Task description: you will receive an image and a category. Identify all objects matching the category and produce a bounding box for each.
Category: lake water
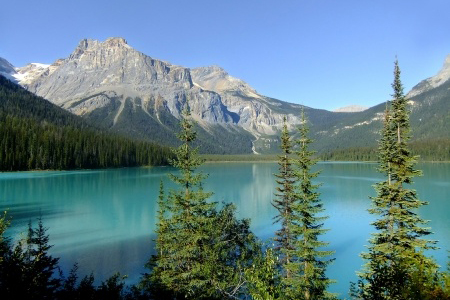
[0,162,448,298]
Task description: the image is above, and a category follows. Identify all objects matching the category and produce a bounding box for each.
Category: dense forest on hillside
[83,92,254,155]
[0,75,172,171]
[320,138,450,161]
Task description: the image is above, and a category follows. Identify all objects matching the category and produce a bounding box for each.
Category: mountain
[317,55,450,155]
[333,105,368,113]
[13,38,257,153]
[3,38,449,155]
[10,37,347,153]
[407,55,450,98]
[0,57,17,82]
[0,74,171,170]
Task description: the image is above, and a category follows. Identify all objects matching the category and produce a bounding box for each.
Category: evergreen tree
[286,108,335,300]
[145,102,258,299]
[0,217,61,299]
[0,212,9,265]
[273,116,296,279]
[246,246,282,300]
[272,110,334,299]
[352,60,440,300]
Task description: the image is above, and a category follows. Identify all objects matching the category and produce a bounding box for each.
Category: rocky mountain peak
[22,37,197,105]
[408,54,450,98]
[191,65,260,98]
[105,37,128,46]
[69,37,132,61]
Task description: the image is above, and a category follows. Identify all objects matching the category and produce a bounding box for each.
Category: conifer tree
[273,116,296,277]
[353,60,439,300]
[0,212,9,264]
[0,217,61,299]
[145,101,258,299]
[287,108,335,300]
[272,110,334,300]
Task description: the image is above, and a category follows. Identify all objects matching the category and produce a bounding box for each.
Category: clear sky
[1,0,449,110]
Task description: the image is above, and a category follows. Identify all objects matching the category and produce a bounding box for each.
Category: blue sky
[1,0,449,110]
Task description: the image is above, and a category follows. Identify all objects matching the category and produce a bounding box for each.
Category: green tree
[246,246,282,300]
[0,212,9,264]
[273,116,296,280]
[286,108,335,300]
[0,217,61,299]
[352,60,441,300]
[144,102,258,299]
[272,110,335,300]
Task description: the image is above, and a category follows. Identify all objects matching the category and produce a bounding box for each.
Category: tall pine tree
[352,60,439,300]
[272,110,335,300]
[145,102,258,299]
[273,116,296,278]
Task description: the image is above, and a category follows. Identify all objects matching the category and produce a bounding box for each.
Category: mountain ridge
[2,37,449,154]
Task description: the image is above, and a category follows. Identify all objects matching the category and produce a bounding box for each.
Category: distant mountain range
[1,37,449,154]
[333,105,368,113]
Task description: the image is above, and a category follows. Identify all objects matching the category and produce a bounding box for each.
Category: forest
[1,64,450,299]
[0,75,172,171]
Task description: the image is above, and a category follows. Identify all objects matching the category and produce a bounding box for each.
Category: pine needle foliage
[352,60,440,300]
[272,110,335,300]
[145,102,259,300]
[273,116,296,275]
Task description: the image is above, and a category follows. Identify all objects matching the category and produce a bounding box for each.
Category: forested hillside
[320,138,450,161]
[0,75,172,171]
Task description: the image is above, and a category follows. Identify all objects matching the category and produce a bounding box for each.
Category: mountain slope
[316,59,450,154]
[13,38,350,153]
[407,55,450,98]
[4,38,449,155]
[17,38,255,153]
[0,75,172,170]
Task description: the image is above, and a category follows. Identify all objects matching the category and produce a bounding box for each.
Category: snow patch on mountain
[14,63,51,85]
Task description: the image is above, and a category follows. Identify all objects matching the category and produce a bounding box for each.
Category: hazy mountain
[0,57,17,82]
[333,105,368,113]
[2,38,448,154]
[407,54,450,98]
[315,58,450,154]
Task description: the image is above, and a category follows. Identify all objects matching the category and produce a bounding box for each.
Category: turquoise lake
[0,162,448,298]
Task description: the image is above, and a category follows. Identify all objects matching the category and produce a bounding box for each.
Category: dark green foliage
[285,109,335,300]
[0,212,9,264]
[245,247,282,300]
[145,103,259,299]
[0,216,143,300]
[270,110,335,300]
[0,217,61,299]
[0,75,172,171]
[320,138,450,161]
[272,117,296,276]
[352,60,444,300]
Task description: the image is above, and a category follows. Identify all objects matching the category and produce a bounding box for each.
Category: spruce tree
[0,217,61,299]
[287,108,335,300]
[353,60,439,300]
[145,102,258,299]
[272,110,334,300]
[0,212,9,264]
[273,116,296,278]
